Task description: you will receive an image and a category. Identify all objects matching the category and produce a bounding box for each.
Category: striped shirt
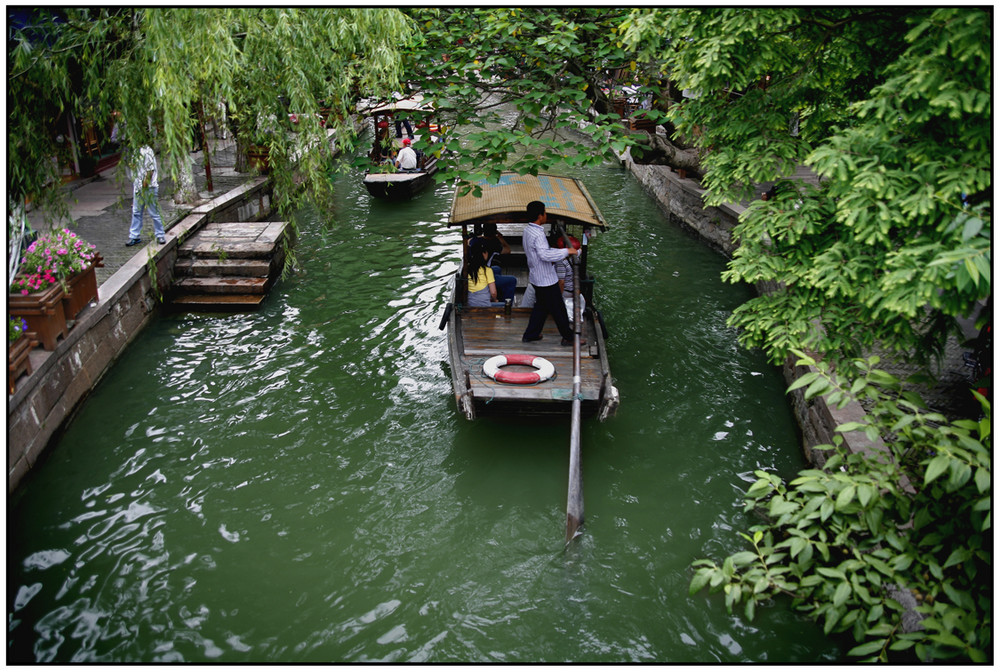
[523,222,569,287]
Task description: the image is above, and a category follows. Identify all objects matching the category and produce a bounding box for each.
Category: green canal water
[8,162,844,663]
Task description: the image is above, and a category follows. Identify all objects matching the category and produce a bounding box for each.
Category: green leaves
[402,8,637,182]
[8,8,412,219]
[691,351,991,662]
[622,8,992,368]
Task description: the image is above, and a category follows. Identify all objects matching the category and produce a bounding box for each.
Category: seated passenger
[395,137,418,171]
[471,222,515,302]
[466,238,501,307]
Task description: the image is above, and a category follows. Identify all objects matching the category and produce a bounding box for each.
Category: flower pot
[8,283,69,351]
[61,255,103,321]
[8,332,37,394]
[247,146,270,173]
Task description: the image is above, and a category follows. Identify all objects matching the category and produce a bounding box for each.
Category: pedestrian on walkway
[126,144,166,246]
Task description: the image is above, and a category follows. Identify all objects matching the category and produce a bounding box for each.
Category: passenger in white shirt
[395,137,418,171]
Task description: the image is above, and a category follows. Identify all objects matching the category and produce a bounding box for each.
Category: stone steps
[174,258,272,277]
[169,220,289,310]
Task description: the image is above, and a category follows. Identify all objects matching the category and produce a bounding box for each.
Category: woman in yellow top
[466,237,499,307]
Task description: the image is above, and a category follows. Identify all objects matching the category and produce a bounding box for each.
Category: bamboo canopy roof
[448,173,609,231]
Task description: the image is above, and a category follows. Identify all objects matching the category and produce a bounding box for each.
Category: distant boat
[359,94,442,201]
[441,172,619,420]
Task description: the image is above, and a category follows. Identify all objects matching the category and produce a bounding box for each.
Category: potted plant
[8,316,37,394]
[9,228,101,348]
[246,141,271,172]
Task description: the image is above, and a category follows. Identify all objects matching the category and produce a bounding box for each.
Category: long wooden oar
[559,226,584,543]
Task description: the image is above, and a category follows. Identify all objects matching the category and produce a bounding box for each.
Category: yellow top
[468,267,495,293]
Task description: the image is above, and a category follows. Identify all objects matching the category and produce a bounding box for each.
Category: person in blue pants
[126,144,166,246]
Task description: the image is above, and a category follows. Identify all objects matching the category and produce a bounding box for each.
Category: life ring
[483,354,555,385]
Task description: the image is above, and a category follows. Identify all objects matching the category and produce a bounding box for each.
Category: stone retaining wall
[619,149,878,465]
[8,178,273,493]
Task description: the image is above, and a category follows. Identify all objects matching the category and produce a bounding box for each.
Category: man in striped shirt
[521,200,584,346]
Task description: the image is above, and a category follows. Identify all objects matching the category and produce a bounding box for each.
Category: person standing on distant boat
[521,200,583,346]
[395,137,418,171]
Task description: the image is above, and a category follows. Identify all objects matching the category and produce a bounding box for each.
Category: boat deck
[451,305,610,417]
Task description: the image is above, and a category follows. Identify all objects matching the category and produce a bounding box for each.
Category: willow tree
[8,7,411,217]
[622,8,991,662]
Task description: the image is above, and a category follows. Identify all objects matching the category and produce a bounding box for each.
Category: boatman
[521,200,585,347]
[394,137,418,171]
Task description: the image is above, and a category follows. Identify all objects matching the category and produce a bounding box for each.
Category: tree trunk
[171,155,199,204]
[234,137,249,173]
[196,100,213,192]
[629,132,702,173]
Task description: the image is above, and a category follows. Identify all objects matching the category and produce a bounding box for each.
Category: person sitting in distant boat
[466,238,502,307]
[395,137,418,171]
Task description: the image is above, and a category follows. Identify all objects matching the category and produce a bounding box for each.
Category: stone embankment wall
[619,149,879,466]
[8,179,273,493]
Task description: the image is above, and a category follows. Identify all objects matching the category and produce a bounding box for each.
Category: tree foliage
[400,8,641,192]
[622,8,991,662]
[621,7,991,366]
[690,351,991,662]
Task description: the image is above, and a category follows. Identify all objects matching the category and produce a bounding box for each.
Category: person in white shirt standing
[126,144,166,246]
[521,200,584,346]
[394,137,418,171]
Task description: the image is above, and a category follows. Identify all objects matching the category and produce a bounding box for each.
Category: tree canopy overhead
[399,8,639,190]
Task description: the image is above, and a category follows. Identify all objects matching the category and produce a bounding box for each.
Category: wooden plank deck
[456,307,604,409]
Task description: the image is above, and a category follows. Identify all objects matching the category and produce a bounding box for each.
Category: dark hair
[482,222,498,236]
[466,238,490,283]
[526,200,546,222]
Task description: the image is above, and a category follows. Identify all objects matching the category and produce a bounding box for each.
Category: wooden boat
[442,172,620,421]
[360,94,442,200]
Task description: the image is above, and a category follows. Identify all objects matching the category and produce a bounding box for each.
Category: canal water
[8,162,843,663]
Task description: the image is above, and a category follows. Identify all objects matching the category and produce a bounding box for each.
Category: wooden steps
[170,220,291,310]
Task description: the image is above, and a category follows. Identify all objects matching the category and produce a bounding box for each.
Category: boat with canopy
[441,172,619,421]
[359,94,442,200]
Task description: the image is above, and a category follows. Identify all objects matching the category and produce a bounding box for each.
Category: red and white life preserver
[483,354,555,385]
